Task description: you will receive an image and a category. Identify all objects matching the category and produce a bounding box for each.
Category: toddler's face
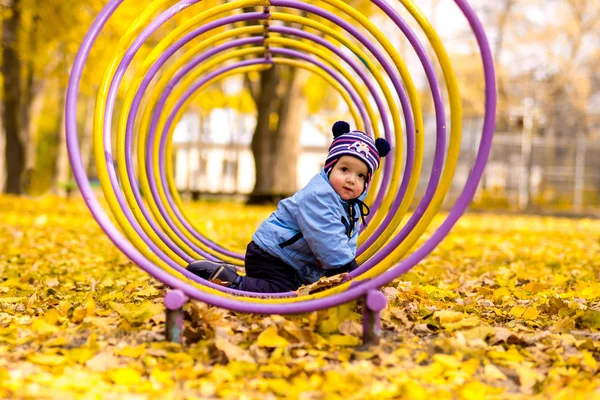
[329,155,368,201]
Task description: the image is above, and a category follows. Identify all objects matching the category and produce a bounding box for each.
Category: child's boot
[186,260,241,287]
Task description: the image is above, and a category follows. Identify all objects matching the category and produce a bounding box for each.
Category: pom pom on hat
[332,121,350,138]
[375,138,391,158]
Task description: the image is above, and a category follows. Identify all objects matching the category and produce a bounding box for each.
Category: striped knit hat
[324,121,391,184]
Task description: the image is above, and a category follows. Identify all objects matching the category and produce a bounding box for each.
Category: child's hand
[323,259,359,277]
[296,273,348,295]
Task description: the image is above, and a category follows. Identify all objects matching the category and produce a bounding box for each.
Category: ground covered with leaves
[0,195,599,399]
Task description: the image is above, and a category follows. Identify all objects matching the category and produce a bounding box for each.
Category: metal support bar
[165,289,188,343]
[262,6,271,61]
[362,290,387,346]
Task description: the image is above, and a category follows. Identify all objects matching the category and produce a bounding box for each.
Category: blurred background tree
[1,0,599,211]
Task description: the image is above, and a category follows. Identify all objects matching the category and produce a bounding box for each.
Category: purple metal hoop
[113,8,416,290]
[65,0,496,313]
[143,2,439,275]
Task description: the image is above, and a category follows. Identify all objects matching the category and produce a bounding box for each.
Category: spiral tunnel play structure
[66,0,496,334]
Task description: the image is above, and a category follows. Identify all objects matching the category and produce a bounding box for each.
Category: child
[187,121,391,293]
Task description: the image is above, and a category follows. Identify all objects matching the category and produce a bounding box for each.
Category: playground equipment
[66,0,496,345]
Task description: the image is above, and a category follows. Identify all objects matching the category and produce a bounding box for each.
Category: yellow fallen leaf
[414,362,446,381]
[34,214,48,226]
[108,367,142,386]
[295,274,347,296]
[71,307,87,323]
[484,363,507,381]
[462,358,481,377]
[510,306,527,318]
[31,318,58,335]
[282,321,323,345]
[338,320,362,337]
[432,354,463,369]
[444,316,480,331]
[488,348,525,363]
[399,381,428,400]
[328,334,361,347]
[0,297,25,306]
[264,379,293,396]
[323,370,363,394]
[522,307,540,320]
[215,339,255,362]
[209,364,234,384]
[515,365,544,390]
[45,336,68,347]
[110,301,162,325]
[87,333,99,352]
[579,286,597,299]
[493,287,511,300]
[199,381,217,397]
[26,293,37,311]
[489,327,521,345]
[43,309,62,325]
[434,310,480,331]
[553,274,570,285]
[66,348,95,364]
[317,303,356,334]
[115,345,147,358]
[0,279,31,290]
[582,351,598,372]
[460,381,496,399]
[58,301,71,316]
[415,351,429,364]
[510,306,540,320]
[149,368,174,388]
[522,282,549,292]
[226,361,259,378]
[124,282,139,293]
[136,286,159,297]
[256,326,289,348]
[28,353,65,366]
[86,352,122,372]
[577,310,600,329]
[460,326,497,341]
[434,310,464,324]
[85,297,96,317]
[49,368,103,391]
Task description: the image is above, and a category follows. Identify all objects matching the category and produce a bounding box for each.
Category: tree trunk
[53,87,71,196]
[21,81,45,194]
[272,68,308,194]
[248,66,279,204]
[494,0,514,105]
[19,8,42,195]
[247,64,307,204]
[489,0,515,130]
[0,104,4,192]
[2,0,24,194]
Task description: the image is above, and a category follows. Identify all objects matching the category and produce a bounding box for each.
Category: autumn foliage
[0,195,599,398]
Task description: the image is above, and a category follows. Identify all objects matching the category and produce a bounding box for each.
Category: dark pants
[239,241,302,293]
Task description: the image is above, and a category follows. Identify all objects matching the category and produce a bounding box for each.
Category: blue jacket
[252,170,365,284]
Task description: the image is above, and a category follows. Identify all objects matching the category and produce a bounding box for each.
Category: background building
[172,108,600,212]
